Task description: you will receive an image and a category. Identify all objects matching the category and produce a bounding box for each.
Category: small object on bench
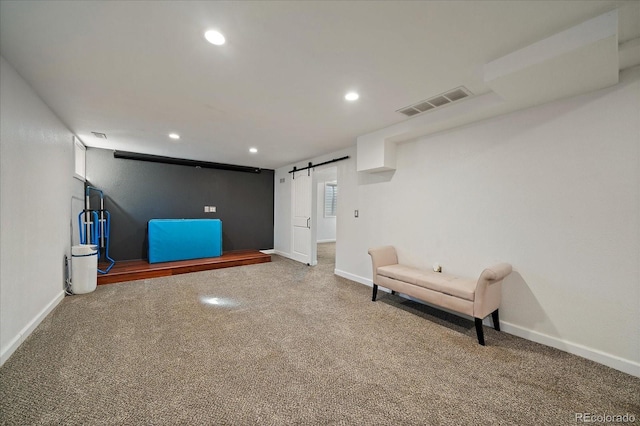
[368,246,512,345]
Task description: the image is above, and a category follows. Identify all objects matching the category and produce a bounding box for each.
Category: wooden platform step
[97,250,271,285]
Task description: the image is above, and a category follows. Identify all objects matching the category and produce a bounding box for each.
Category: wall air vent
[397,86,472,117]
[91,132,107,139]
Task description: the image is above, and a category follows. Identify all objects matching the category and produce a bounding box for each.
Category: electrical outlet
[354,210,359,218]
[204,206,210,213]
[210,206,216,213]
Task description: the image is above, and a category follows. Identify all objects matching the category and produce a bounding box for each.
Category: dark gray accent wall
[85,148,274,261]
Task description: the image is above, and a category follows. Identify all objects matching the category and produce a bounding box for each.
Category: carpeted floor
[316,241,336,265]
[1,243,639,425]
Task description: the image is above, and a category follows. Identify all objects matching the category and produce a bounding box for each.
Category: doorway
[314,166,337,266]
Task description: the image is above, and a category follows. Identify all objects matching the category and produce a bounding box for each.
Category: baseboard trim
[273,250,303,263]
[273,250,317,266]
[334,269,370,286]
[500,321,640,378]
[260,249,275,254]
[274,250,296,261]
[317,239,336,243]
[334,269,394,294]
[0,290,65,366]
[334,271,639,378]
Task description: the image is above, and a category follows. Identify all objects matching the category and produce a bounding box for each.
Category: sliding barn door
[291,169,312,264]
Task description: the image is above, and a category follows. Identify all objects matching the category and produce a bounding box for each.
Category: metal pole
[85,191,91,245]
[100,196,105,249]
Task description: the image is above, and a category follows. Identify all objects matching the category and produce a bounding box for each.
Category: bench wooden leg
[474,318,485,346]
[491,309,500,332]
[372,284,378,302]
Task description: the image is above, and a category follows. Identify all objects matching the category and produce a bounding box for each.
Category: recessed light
[249,148,258,154]
[345,92,359,101]
[169,133,180,140]
[205,30,225,46]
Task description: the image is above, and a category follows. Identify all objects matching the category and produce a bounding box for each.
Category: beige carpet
[1,245,639,425]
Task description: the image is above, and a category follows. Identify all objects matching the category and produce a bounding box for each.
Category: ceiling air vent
[397,86,472,117]
[444,88,468,101]
[413,101,435,112]
[428,96,450,107]
[91,132,107,139]
[398,107,421,116]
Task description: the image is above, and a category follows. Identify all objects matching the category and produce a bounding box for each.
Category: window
[324,182,337,217]
[74,136,86,181]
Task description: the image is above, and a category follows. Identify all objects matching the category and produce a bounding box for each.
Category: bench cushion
[416,274,476,301]
[377,264,425,285]
[378,265,476,302]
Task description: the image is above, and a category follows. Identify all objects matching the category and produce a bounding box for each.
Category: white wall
[316,167,337,243]
[273,166,292,256]
[275,68,640,377]
[0,56,83,365]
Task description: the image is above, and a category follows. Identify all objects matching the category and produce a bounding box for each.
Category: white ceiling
[1,1,638,170]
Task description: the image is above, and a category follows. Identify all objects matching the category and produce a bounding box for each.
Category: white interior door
[292,169,313,264]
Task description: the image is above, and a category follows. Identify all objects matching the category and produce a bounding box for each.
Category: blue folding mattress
[148,219,222,263]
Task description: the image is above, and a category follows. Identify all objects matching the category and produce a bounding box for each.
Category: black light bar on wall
[113,151,265,174]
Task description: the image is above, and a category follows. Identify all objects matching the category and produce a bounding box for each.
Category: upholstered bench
[368,246,512,345]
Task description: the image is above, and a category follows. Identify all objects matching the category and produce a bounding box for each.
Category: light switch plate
[354,210,359,218]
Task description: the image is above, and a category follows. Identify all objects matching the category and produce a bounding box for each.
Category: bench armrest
[480,263,512,283]
[474,263,512,318]
[368,246,398,284]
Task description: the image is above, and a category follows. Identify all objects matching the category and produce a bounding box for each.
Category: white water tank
[71,244,98,294]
